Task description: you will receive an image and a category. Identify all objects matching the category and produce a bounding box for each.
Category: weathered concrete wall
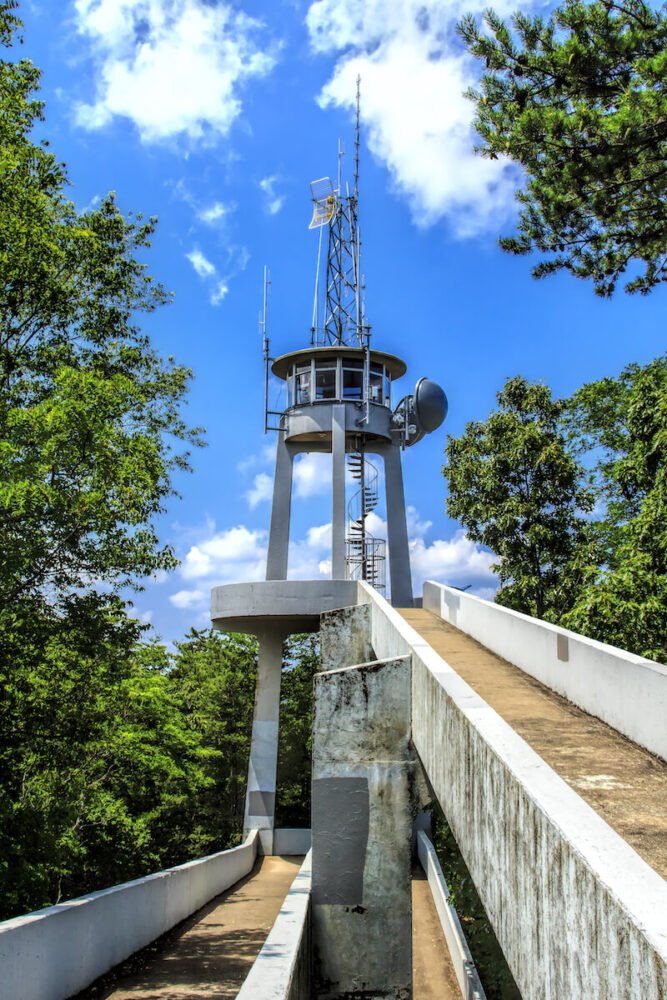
[320,603,374,671]
[0,833,258,1000]
[360,582,667,1000]
[312,656,419,999]
[237,852,312,1000]
[423,580,667,761]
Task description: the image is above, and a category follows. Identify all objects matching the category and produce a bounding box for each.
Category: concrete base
[312,656,420,999]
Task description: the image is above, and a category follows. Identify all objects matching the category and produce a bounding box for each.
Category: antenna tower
[317,77,366,348]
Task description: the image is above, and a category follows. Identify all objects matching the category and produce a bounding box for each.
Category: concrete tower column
[243,626,287,854]
[379,444,414,607]
[266,433,295,581]
[331,403,347,580]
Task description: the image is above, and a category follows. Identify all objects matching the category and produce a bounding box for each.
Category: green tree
[0,5,200,606]
[460,0,667,296]
[443,377,594,618]
[562,355,667,659]
[0,605,216,918]
[167,630,258,852]
[0,5,209,918]
[276,634,320,828]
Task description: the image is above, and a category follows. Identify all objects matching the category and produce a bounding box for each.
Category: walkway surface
[80,855,462,1000]
[88,856,302,999]
[412,868,461,999]
[400,607,667,880]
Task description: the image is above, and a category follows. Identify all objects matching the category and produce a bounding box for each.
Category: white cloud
[259,176,286,215]
[246,472,274,508]
[306,0,524,236]
[73,0,276,143]
[173,507,496,601]
[169,588,206,609]
[182,525,267,581]
[211,280,230,306]
[409,530,496,590]
[344,507,496,593]
[186,248,216,278]
[185,250,240,307]
[307,522,332,549]
[293,453,332,498]
[198,201,231,224]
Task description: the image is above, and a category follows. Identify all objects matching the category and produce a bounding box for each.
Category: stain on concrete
[320,604,375,672]
[557,633,569,662]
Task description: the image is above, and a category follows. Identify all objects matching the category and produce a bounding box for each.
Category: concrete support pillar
[331,404,347,580]
[312,655,417,998]
[380,444,414,607]
[266,434,294,581]
[244,627,286,854]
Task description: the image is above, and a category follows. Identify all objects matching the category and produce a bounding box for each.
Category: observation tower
[212,86,447,853]
[262,85,447,607]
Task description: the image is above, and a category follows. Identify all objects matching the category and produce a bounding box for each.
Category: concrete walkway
[81,856,462,1000]
[88,856,302,999]
[400,608,667,879]
[412,869,461,999]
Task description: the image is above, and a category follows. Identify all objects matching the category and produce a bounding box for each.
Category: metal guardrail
[417,830,487,1000]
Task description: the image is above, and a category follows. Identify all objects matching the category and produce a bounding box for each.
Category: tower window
[315,360,337,400]
[343,359,364,399]
[296,365,311,404]
[370,363,384,404]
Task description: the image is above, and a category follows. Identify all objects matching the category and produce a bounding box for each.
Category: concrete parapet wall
[273,828,311,855]
[237,852,312,1000]
[423,580,667,761]
[0,833,258,1000]
[359,582,667,1000]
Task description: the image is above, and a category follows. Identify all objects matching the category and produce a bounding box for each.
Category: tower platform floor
[399,608,667,880]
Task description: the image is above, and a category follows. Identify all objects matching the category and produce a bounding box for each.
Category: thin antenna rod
[311,223,324,344]
[354,75,361,205]
[261,265,271,432]
[354,76,362,344]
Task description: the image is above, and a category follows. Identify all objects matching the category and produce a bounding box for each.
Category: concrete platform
[211,580,360,635]
[400,608,667,879]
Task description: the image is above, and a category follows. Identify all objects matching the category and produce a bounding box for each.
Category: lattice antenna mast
[310,78,366,348]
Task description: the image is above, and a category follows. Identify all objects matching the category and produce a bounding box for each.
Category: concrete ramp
[84,857,302,999]
[399,608,667,879]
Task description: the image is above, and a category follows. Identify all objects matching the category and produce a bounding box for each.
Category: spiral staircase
[345,449,386,592]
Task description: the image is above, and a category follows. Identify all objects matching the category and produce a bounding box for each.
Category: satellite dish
[395,378,447,447]
[414,378,447,433]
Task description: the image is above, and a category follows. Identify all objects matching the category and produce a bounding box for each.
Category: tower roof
[270,346,407,381]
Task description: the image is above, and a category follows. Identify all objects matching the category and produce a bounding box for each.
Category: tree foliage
[0,6,200,606]
[443,358,667,661]
[460,0,667,296]
[562,355,667,657]
[443,377,593,618]
[276,634,320,828]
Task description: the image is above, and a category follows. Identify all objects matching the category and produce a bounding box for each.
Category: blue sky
[17,0,666,642]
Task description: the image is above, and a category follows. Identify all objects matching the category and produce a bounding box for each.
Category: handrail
[417,831,486,1000]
